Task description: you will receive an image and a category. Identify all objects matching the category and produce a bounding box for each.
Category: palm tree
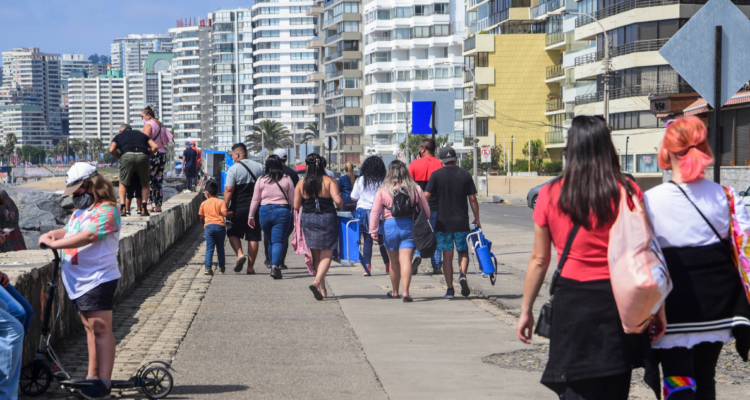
[300,122,319,144]
[245,120,294,153]
[3,133,17,164]
[70,139,85,161]
[435,134,450,151]
[56,138,70,162]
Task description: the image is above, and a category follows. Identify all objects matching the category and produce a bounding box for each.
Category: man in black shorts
[224,143,264,274]
[109,124,158,216]
[124,174,142,216]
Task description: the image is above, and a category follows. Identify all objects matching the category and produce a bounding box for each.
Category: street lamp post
[317,103,340,168]
[561,11,611,124]
[391,89,410,162]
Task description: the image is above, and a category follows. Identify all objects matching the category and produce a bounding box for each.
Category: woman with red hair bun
[645,116,750,400]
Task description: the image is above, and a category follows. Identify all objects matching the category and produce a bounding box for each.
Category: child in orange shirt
[199,181,228,275]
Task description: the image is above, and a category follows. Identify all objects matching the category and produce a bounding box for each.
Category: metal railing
[546,130,564,144]
[574,38,670,66]
[325,70,344,79]
[325,89,343,98]
[464,36,476,52]
[546,64,564,80]
[464,70,474,83]
[546,97,564,112]
[367,36,392,44]
[463,102,474,115]
[546,31,565,47]
[575,83,694,105]
[325,52,343,62]
[571,0,748,27]
[531,0,564,19]
[325,33,341,43]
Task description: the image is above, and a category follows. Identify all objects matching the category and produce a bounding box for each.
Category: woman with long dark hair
[141,106,168,212]
[370,160,429,302]
[517,116,659,399]
[645,116,750,400]
[249,155,295,280]
[294,153,342,300]
[351,156,390,276]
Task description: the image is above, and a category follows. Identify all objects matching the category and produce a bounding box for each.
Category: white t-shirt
[645,179,750,349]
[351,176,379,210]
[61,202,122,299]
[644,179,750,248]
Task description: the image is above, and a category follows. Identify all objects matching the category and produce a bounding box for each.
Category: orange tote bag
[608,187,672,334]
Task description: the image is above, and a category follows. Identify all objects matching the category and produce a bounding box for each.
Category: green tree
[245,120,294,153]
[88,54,99,63]
[70,139,86,161]
[300,122,319,144]
[521,139,549,169]
[435,134,451,151]
[21,145,46,164]
[460,145,506,172]
[3,133,17,163]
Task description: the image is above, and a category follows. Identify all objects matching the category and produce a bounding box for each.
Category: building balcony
[308,105,327,114]
[462,100,495,118]
[574,38,670,67]
[307,73,325,82]
[531,0,565,19]
[463,34,495,55]
[307,36,325,49]
[546,64,564,81]
[545,97,564,113]
[545,130,564,144]
[307,5,323,16]
[575,83,694,106]
[324,51,361,64]
[545,31,565,49]
[468,0,491,12]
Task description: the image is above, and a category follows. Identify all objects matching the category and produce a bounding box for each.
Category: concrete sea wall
[1,191,202,362]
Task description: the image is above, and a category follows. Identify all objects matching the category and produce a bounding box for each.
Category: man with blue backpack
[425,146,481,299]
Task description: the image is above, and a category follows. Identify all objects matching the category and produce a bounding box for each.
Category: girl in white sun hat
[38,163,121,398]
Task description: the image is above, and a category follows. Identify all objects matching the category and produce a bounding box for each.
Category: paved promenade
[21,203,750,399]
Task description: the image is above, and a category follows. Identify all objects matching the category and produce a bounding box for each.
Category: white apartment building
[67,77,127,142]
[362,0,465,155]
[307,0,365,164]
[61,54,91,80]
[208,9,254,151]
[168,24,213,147]
[126,72,174,131]
[89,63,107,77]
[1,48,62,140]
[111,34,173,76]
[0,105,52,149]
[251,0,318,149]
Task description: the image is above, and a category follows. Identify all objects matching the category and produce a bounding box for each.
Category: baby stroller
[466,226,499,285]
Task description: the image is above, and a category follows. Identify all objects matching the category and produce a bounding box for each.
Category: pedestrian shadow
[492,294,523,300]
[169,384,250,396]
[333,294,458,302]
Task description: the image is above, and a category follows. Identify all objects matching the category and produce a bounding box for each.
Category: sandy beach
[6,176,67,193]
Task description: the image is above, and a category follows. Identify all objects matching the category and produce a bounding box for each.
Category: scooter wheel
[19,360,52,396]
[141,366,173,399]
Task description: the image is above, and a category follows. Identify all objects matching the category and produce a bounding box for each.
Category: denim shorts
[383,217,414,251]
[436,231,470,252]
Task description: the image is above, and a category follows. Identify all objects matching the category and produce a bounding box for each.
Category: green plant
[460,145,505,171]
[542,160,563,175]
[245,120,294,153]
[300,122,319,144]
[521,139,549,169]
[21,145,46,164]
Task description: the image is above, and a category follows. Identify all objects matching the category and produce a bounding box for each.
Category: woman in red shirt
[517,116,660,400]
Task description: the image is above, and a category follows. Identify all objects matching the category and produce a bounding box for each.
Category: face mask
[72,192,94,210]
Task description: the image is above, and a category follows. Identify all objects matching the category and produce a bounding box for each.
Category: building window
[477,120,488,137]
[637,154,660,173]
[477,53,489,68]
[340,134,360,144]
[621,155,634,173]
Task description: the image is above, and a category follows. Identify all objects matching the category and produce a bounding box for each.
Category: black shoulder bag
[535,224,581,338]
[412,190,437,259]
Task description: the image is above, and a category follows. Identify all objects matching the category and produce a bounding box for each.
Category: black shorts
[72,279,119,311]
[226,208,262,242]
[126,175,142,200]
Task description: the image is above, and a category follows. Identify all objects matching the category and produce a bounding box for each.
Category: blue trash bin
[337,212,360,267]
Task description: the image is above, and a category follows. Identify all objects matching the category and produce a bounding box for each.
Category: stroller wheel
[19,360,52,396]
[141,366,174,399]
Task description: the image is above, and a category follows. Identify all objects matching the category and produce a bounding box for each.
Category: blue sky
[0,1,253,66]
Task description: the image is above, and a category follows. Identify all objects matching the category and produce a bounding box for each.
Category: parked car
[527,173,636,210]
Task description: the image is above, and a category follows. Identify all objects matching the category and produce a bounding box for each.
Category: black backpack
[387,189,414,218]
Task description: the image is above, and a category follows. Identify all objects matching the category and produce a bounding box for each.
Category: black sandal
[386,292,401,299]
[309,285,324,301]
[403,296,413,303]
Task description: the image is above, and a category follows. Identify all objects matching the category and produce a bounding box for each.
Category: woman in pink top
[370,160,429,302]
[248,155,295,280]
[141,106,168,212]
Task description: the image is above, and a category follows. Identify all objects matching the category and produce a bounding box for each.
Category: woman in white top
[644,116,750,400]
[351,156,390,276]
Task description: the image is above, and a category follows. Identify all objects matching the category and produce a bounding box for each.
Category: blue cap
[185,141,191,146]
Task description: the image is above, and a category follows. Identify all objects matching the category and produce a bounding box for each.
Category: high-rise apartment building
[61,54,91,80]
[0,48,62,141]
[168,23,213,147]
[67,76,126,142]
[251,1,317,153]
[89,63,107,77]
[363,0,466,156]
[208,9,254,152]
[307,0,364,164]
[111,34,173,76]
[0,105,52,149]
[126,72,174,131]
